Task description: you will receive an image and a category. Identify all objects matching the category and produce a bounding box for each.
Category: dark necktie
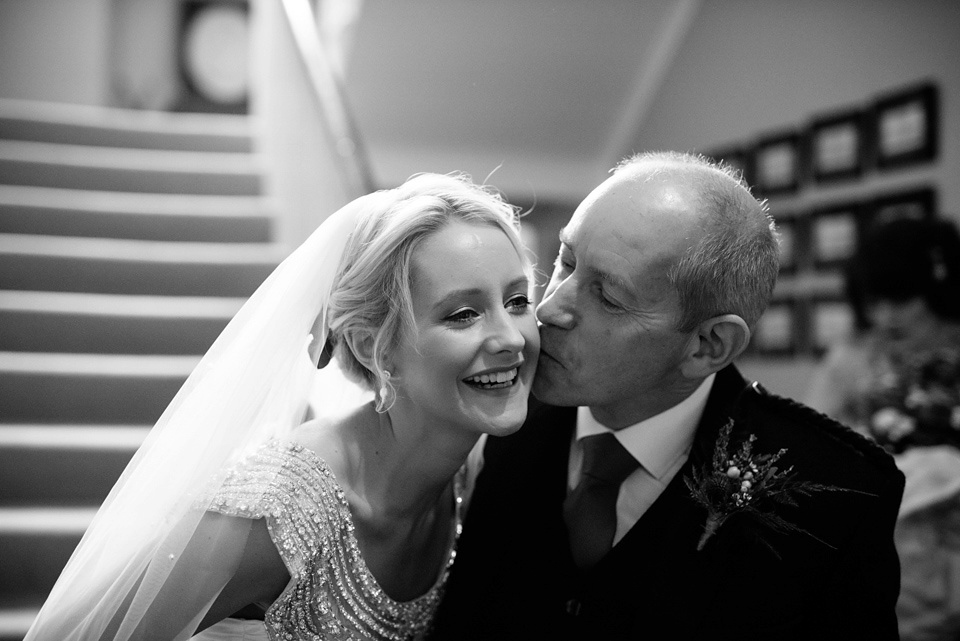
[563,433,641,570]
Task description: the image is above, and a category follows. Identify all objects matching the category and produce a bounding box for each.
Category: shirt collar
[575,373,716,480]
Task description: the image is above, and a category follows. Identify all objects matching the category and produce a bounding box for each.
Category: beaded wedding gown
[193,439,466,641]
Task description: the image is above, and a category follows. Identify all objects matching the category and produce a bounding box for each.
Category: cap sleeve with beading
[208,439,342,579]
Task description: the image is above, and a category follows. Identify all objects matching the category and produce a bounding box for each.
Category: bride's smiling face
[389,219,539,436]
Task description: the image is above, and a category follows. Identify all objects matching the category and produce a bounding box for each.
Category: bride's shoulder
[289,404,370,478]
[290,416,343,467]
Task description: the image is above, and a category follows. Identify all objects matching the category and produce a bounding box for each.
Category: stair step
[0,291,243,354]
[0,234,280,296]
[0,141,262,195]
[0,508,92,613]
[0,608,37,641]
[0,185,273,242]
[0,425,145,506]
[0,98,253,153]
[0,352,196,423]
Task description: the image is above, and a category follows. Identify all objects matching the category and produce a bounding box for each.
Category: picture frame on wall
[873,82,938,170]
[177,0,251,114]
[809,297,856,356]
[751,300,797,356]
[809,109,866,183]
[753,132,801,195]
[810,202,863,269]
[869,187,936,229]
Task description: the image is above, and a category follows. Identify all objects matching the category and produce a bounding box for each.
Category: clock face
[182,3,250,106]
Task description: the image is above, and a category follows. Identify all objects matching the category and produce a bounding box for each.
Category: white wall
[634,0,960,218]
[0,0,113,105]
[110,0,180,110]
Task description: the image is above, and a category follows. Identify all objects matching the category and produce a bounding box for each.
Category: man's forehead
[569,172,698,242]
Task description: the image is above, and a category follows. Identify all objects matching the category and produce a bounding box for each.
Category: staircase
[0,99,284,640]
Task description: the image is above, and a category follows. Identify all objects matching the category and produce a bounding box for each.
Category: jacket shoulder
[742,382,903,486]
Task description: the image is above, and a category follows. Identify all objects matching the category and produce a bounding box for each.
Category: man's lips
[538,347,564,369]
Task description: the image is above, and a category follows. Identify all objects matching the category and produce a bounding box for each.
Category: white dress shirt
[568,374,716,544]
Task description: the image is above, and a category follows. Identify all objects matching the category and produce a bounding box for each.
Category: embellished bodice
[209,440,464,640]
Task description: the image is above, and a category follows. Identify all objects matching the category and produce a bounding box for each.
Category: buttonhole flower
[685,419,850,554]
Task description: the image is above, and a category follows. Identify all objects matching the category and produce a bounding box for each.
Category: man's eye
[597,288,622,312]
[555,255,574,273]
[600,296,621,311]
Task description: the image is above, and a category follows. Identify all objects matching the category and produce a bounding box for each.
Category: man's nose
[536,282,576,329]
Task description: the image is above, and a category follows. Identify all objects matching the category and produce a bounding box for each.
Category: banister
[279,0,375,196]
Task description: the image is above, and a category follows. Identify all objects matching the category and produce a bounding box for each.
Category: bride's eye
[506,295,531,313]
[446,308,478,324]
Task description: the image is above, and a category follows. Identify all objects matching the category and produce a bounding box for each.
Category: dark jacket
[432,365,904,640]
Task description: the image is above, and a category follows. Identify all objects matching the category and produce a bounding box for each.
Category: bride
[25,173,539,640]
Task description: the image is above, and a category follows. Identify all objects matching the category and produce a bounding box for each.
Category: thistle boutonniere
[685,419,846,554]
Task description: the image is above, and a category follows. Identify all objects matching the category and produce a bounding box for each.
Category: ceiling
[337,0,702,202]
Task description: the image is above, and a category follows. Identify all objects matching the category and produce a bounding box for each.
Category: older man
[433,152,903,640]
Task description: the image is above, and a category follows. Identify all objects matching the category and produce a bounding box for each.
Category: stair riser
[0,101,271,640]
[0,311,228,355]
[0,448,132,506]
[0,159,261,196]
[0,118,253,153]
[1,372,183,424]
[0,533,78,608]
[0,206,271,243]
[0,255,271,296]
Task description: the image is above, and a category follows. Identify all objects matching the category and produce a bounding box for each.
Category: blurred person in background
[806,215,960,641]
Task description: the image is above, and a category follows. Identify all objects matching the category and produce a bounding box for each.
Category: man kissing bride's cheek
[432,151,904,641]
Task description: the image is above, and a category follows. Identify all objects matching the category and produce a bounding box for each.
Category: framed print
[752,301,797,356]
[873,82,938,169]
[754,132,801,195]
[809,298,855,355]
[868,187,936,229]
[810,202,863,268]
[177,0,251,114]
[706,146,753,185]
[809,109,866,183]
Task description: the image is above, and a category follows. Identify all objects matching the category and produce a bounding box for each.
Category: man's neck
[587,377,707,430]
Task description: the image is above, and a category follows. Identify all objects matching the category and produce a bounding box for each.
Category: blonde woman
[26,173,539,641]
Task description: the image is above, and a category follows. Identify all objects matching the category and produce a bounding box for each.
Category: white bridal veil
[25,192,387,641]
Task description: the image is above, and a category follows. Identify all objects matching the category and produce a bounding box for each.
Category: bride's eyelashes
[444,294,532,325]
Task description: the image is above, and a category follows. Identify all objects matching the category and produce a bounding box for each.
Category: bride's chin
[482,410,529,436]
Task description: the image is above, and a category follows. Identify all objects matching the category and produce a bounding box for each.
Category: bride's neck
[344,404,477,520]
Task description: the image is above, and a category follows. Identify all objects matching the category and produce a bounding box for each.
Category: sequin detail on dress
[209,440,464,640]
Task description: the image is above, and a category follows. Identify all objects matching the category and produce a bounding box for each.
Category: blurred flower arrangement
[861,348,960,454]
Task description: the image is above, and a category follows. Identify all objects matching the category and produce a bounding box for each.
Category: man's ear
[680,314,751,378]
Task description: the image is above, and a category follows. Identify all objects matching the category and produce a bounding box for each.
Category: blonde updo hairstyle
[325,172,528,411]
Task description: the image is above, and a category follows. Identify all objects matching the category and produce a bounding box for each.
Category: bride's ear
[344,330,392,377]
[344,331,374,368]
[680,314,750,379]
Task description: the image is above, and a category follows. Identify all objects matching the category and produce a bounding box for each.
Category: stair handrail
[279,0,374,196]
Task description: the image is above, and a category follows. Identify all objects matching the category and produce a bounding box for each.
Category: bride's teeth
[467,368,517,385]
